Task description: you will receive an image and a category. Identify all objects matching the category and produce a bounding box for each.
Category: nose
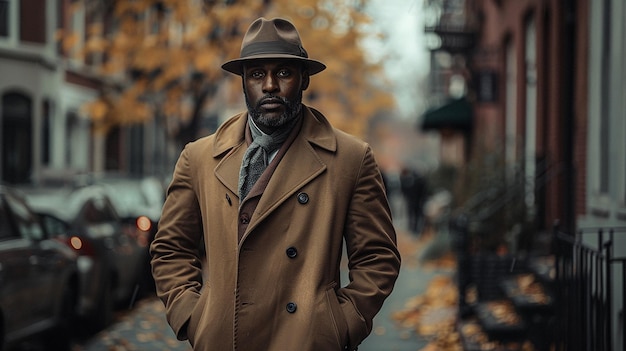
[262,74,279,93]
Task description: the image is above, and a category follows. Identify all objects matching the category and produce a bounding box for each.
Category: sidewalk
[357,221,457,351]
[72,298,190,351]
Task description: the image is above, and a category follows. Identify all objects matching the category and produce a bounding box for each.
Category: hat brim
[221,54,326,76]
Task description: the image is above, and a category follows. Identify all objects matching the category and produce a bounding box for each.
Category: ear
[301,72,310,91]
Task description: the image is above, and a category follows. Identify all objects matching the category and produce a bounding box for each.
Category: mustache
[256,95,288,108]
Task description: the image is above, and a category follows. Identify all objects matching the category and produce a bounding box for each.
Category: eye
[277,68,292,78]
[249,70,264,79]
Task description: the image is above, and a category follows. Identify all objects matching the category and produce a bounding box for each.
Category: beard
[244,90,303,130]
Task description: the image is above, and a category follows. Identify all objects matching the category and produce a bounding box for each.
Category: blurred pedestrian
[150,17,401,351]
[400,166,426,234]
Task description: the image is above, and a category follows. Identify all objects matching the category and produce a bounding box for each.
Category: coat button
[286,246,297,258]
[297,192,309,204]
[286,302,297,313]
[239,213,250,224]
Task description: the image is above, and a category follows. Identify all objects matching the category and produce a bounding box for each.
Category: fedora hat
[221,17,326,76]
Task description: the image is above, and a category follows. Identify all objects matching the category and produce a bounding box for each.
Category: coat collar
[211,105,337,158]
[213,105,337,202]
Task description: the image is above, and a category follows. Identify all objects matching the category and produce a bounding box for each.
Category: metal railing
[552,225,626,351]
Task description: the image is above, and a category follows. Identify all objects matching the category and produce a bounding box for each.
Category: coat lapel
[213,107,337,237]
[245,107,337,234]
[213,112,247,196]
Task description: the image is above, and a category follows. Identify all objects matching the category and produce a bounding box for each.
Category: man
[150,17,401,351]
[400,166,426,234]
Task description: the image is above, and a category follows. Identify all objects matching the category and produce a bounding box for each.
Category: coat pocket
[323,283,349,349]
[187,287,209,346]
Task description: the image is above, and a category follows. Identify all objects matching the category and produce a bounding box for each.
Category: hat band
[241,40,307,59]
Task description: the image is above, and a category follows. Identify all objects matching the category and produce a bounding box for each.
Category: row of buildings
[0,0,177,186]
[420,0,624,349]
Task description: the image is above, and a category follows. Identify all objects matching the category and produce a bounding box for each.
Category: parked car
[0,185,79,351]
[96,176,163,241]
[94,176,165,295]
[19,184,146,332]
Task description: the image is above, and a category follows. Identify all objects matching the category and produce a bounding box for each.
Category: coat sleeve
[338,145,401,349]
[150,145,204,340]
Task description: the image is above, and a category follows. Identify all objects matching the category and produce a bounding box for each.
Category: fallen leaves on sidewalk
[391,275,463,351]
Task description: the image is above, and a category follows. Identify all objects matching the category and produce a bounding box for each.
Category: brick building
[422,0,625,348]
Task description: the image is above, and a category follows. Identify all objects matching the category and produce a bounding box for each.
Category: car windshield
[19,186,115,224]
[108,184,150,209]
[99,178,164,217]
[20,188,80,222]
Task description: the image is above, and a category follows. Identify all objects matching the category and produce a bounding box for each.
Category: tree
[59,0,395,150]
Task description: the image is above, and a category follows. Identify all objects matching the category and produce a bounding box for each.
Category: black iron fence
[552,225,626,351]
[450,214,625,350]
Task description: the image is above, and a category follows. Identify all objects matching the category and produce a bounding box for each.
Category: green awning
[420,97,473,131]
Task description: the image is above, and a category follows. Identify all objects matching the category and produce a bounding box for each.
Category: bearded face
[244,90,303,130]
[242,59,308,133]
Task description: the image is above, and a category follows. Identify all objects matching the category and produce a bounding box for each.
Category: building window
[621,0,626,206]
[69,2,85,63]
[56,0,64,54]
[42,100,53,165]
[2,93,33,184]
[105,126,121,171]
[65,111,78,167]
[524,16,538,219]
[19,0,46,43]
[504,39,517,177]
[599,0,611,194]
[0,0,8,37]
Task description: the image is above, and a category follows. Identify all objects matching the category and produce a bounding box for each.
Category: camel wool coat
[150,106,401,351]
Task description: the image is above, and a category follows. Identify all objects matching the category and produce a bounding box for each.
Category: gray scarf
[238,116,298,201]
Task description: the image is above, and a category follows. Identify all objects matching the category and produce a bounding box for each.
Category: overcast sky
[361,0,430,119]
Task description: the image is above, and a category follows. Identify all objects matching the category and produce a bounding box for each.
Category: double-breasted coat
[150,106,401,351]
